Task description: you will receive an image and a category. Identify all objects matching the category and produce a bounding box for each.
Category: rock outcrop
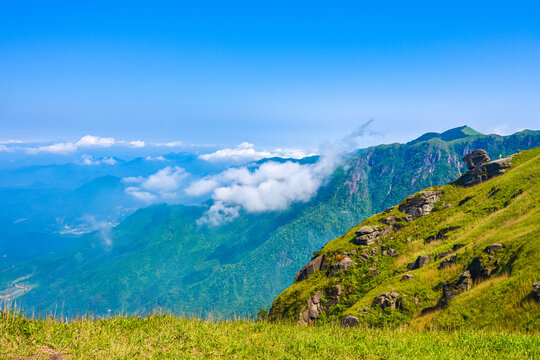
[407,255,431,270]
[398,191,441,219]
[295,254,326,282]
[353,225,383,246]
[372,292,404,310]
[298,285,342,326]
[441,270,471,304]
[455,150,514,187]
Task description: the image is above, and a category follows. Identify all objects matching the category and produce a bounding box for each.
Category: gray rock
[442,270,471,303]
[329,257,355,276]
[484,244,503,253]
[372,292,401,310]
[467,257,491,280]
[463,149,490,170]
[353,225,383,246]
[356,225,379,235]
[398,191,441,219]
[438,254,457,269]
[387,248,399,257]
[341,315,360,328]
[407,255,431,270]
[533,282,540,301]
[456,150,514,187]
[298,285,343,326]
[400,274,415,282]
[295,254,326,282]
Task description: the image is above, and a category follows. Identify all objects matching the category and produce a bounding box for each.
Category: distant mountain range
[1,127,539,318]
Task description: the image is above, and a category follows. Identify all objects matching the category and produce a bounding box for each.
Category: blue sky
[1,1,539,148]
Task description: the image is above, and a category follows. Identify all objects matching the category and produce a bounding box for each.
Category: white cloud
[124,166,189,202]
[199,142,313,164]
[129,140,145,148]
[145,156,166,161]
[125,187,158,203]
[0,145,14,152]
[185,178,221,197]
[193,121,376,226]
[25,142,78,154]
[193,156,337,226]
[156,141,183,147]
[24,135,116,154]
[75,135,115,148]
[0,140,24,144]
[122,176,144,184]
[80,154,117,166]
[197,201,240,226]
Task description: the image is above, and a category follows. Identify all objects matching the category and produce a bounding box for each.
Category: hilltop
[269,147,540,331]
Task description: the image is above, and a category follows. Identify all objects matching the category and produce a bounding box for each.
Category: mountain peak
[409,126,483,144]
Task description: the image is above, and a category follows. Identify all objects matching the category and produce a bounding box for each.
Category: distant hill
[408,125,483,144]
[270,147,540,331]
[2,128,540,318]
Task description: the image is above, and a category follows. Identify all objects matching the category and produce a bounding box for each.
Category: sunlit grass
[1,311,539,359]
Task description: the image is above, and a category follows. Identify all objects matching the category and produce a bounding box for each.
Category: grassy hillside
[270,147,540,331]
[1,312,539,359]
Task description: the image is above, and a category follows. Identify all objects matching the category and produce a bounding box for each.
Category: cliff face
[269,147,540,331]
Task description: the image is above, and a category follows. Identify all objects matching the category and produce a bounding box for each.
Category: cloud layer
[191,156,336,226]
[191,121,376,226]
[124,166,189,203]
[199,142,313,164]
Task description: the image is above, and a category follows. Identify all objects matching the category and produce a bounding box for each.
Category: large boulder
[441,270,471,303]
[463,149,490,170]
[455,150,514,187]
[341,315,360,328]
[407,255,431,270]
[400,274,415,282]
[353,225,383,245]
[294,254,326,282]
[398,191,441,219]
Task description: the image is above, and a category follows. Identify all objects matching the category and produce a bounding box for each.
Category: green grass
[1,312,539,359]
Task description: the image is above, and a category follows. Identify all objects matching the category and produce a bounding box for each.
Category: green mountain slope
[408,125,483,144]
[269,147,540,331]
[2,128,539,318]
